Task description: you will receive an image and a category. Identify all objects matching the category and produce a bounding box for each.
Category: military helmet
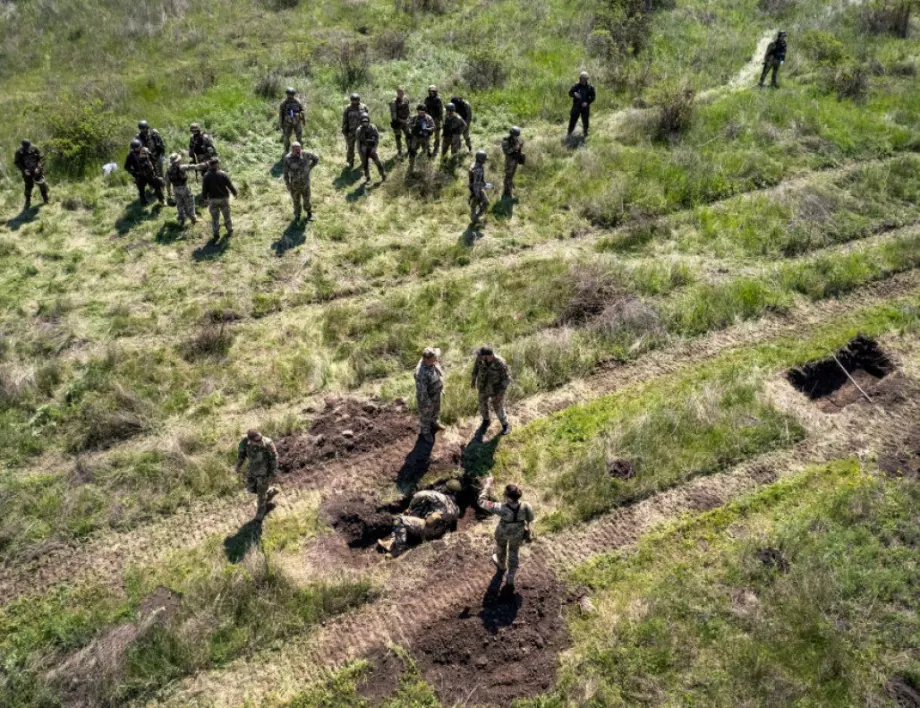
[169,152,181,163]
[350,92,361,101]
[21,139,31,148]
[475,150,487,163]
[778,30,787,37]
[130,139,142,149]
[478,345,494,355]
[428,84,437,92]
[190,122,201,132]
[504,483,523,501]
[510,126,521,136]
[416,103,427,111]
[446,102,456,112]
[445,479,463,493]
[208,157,220,167]
[286,87,296,95]
[138,120,149,130]
[450,96,462,105]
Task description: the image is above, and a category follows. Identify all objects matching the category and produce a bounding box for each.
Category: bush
[43,99,119,177]
[800,29,848,65]
[462,50,508,90]
[833,65,869,102]
[592,0,655,60]
[373,29,407,60]
[179,324,234,361]
[653,82,696,140]
[758,0,795,13]
[861,0,915,37]
[395,0,450,14]
[334,40,370,91]
[254,72,282,99]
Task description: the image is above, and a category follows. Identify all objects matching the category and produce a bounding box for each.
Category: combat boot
[40,186,49,204]
[306,211,314,222]
[478,418,491,432]
[501,422,511,436]
[24,197,31,210]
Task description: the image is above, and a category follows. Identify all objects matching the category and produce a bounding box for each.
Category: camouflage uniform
[356,121,386,181]
[283,149,319,219]
[236,436,279,520]
[341,101,369,167]
[389,94,412,155]
[468,160,489,224]
[501,134,524,198]
[441,113,468,158]
[124,147,165,205]
[279,96,306,152]
[201,167,238,238]
[452,97,474,152]
[14,144,49,206]
[136,128,168,195]
[188,131,217,165]
[479,488,534,585]
[414,357,444,439]
[472,354,510,425]
[408,113,435,170]
[166,159,204,225]
[389,491,459,556]
[425,91,444,156]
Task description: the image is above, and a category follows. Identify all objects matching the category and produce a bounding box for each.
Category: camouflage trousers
[173,184,196,224]
[359,146,386,180]
[441,133,462,158]
[759,57,782,87]
[393,120,410,154]
[154,156,171,196]
[470,189,489,224]
[417,395,442,435]
[246,473,277,520]
[462,124,472,152]
[503,157,519,197]
[408,135,430,170]
[344,132,358,167]
[208,197,232,237]
[282,121,303,153]
[391,513,450,555]
[288,184,311,217]
[430,118,442,156]
[494,522,526,582]
[478,392,507,425]
[23,172,49,204]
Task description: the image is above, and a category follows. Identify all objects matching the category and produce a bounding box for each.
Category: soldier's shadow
[3,206,39,231]
[115,200,161,236]
[563,134,586,150]
[223,519,263,563]
[269,160,284,178]
[461,431,501,479]
[192,235,230,261]
[395,434,435,495]
[460,223,485,246]
[334,166,362,191]
[346,181,370,203]
[155,221,186,244]
[480,571,521,630]
[272,220,307,256]
[492,197,515,221]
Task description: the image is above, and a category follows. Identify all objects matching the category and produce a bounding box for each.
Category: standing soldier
[166,153,205,226]
[424,85,444,157]
[13,139,49,208]
[440,103,468,161]
[468,150,490,225]
[124,139,165,206]
[201,157,238,240]
[356,115,386,183]
[478,479,534,594]
[279,87,306,154]
[567,71,596,138]
[235,429,280,522]
[188,123,217,165]
[449,95,474,152]
[414,347,445,443]
[389,87,412,157]
[501,126,525,200]
[135,120,170,199]
[407,104,435,172]
[283,141,319,222]
[759,31,788,88]
[471,346,511,435]
[341,93,368,169]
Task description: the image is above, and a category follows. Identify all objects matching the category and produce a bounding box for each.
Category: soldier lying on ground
[378,483,462,557]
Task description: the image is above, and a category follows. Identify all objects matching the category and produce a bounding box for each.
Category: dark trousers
[135,176,164,204]
[568,105,590,135]
[759,58,782,87]
[23,173,49,203]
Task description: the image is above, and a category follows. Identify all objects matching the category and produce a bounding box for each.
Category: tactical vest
[167,164,188,187]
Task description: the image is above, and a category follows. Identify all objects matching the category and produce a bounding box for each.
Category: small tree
[335,41,370,92]
[44,100,120,177]
[863,0,915,37]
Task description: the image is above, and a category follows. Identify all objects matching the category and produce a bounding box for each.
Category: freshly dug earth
[323,495,403,548]
[878,425,920,480]
[276,397,416,477]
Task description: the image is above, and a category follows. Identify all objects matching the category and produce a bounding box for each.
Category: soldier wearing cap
[500,126,525,200]
[414,347,445,443]
[283,141,320,222]
[236,429,280,521]
[201,157,238,239]
[356,114,386,182]
[440,102,468,160]
[424,85,444,157]
[471,346,511,435]
[166,153,206,226]
[479,479,534,594]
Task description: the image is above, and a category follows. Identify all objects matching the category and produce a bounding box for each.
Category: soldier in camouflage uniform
[468,150,490,225]
[389,87,412,157]
[124,139,165,206]
[471,345,511,435]
[378,488,460,557]
[283,141,319,222]
[407,105,435,172]
[136,120,170,198]
[501,126,525,200]
[449,95,474,152]
[479,479,534,593]
[414,347,445,443]
[279,87,306,153]
[440,103,467,160]
[188,123,217,165]
[356,114,386,182]
[341,93,368,169]
[235,429,280,521]
[424,85,444,157]
[13,139,49,208]
[166,153,206,226]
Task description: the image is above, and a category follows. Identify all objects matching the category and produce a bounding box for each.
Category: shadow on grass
[461,429,501,479]
[115,200,161,236]
[192,234,230,261]
[346,181,369,203]
[155,221,188,244]
[223,518,263,563]
[269,159,284,178]
[492,196,516,220]
[3,206,39,231]
[563,134,586,150]
[334,166,362,191]
[460,223,485,246]
[396,434,435,495]
[272,219,307,256]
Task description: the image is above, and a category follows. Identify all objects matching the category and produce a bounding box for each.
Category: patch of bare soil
[878,425,920,480]
[276,397,416,478]
[607,458,635,479]
[887,674,920,708]
[324,495,403,548]
[756,547,790,573]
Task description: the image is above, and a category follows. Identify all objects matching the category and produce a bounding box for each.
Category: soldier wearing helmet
[440,102,468,161]
[424,85,444,157]
[188,122,217,166]
[407,104,435,172]
[14,139,49,209]
[341,93,369,168]
[135,120,170,198]
[279,88,306,154]
[478,478,534,595]
[500,126,525,200]
[124,138,165,206]
[759,31,788,88]
[283,141,320,222]
[389,87,412,157]
[449,95,474,152]
[568,71,596,138]
[377,489,460,557]
[468,150,490,225]
[356,113,386,183]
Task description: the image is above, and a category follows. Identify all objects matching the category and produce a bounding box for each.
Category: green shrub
[653,81,696,140]
[334,40,370,91]
[463,49,509,90]
[861,0,915,37]
[800,29,848,64]
[833,64,870,102]
[43,99,119,177]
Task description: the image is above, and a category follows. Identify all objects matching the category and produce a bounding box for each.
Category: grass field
[1,0,920,705]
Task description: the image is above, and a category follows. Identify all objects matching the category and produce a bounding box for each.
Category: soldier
[479,478,534,594]
[449,95,474,152]
[235,429,280,522]
[407,104,435,172]
[471,346,511,435]
[356,114,386,182]
[424,85,444,157]
[13,139,49,208]
[567,71,596,138]
[166,153,206,226]
[135,120,169,198]
[188,123,217,165]
[279,87,306,153]
[124,139,165,206]
[389,87,412,157]
[440,103,468,160]
[759,31,788,88]
[283,141,319,222]
[468,150,490,225]
[501,126,525,200]
[377,487,460,557]
[414,347,445,443]
[341,93,369,169]
[201,157,238,239]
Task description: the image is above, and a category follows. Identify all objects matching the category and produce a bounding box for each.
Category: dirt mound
[324,495,403,548]
[607,458,635,479]
[276,397,416,476]
[878,425,920,480]
[756,547,789,573]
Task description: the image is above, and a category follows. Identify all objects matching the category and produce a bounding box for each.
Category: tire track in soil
[4,268,920,605]
[152,378,920,708]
